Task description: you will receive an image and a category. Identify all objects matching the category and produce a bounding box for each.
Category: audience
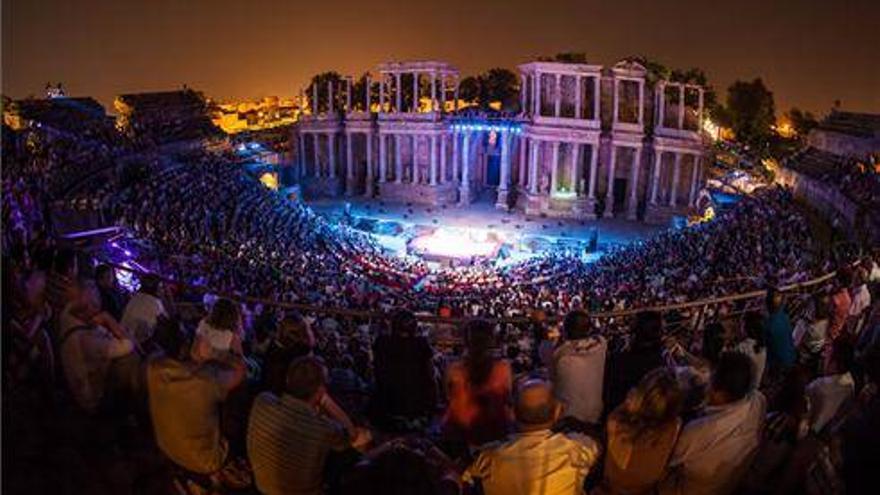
[462,379,600,495]
[736,311,768,390]
[95,264,127,320]
[604,311,666,413]
[765,288,797,371]
[120,272,166,345]
[806,339,856,433]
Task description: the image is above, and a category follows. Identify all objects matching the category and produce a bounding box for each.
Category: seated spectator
[95,264,127,320]
[371,309,438,429]
[342,439,459,495]
[462,378,600,495]
[602,368,684,495]
[849,267,872,335]
[604,311,665,413]
[806,340,855,433]
[261,313,314,394]
[829,270,853,344]
[192,298,244,364]
[551,309,607,425]
[120,273,167,345]
[796,295,830,369]
[146,320,246,478]
[735,311,768,390]
[58,278,139,413]
[764,288,796,371]
[247,356,368,495]
[661,352,766,495]
[442,319,513,446]
[5,267,55,400]
[840,343,880,495]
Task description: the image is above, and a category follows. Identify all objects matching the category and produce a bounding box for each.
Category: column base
[345,176,358,196]
[573,197,597,219]
[362,180,375,198]
[459,186,473,205]
[602,197,615,218]
[495,188,511,211]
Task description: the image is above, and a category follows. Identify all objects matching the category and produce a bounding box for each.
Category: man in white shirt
[662,351,766,495]
[121,273,168,344]
[59,278,139,413]
[551,310,607,424]
[806,340,855,433]
[463,379,601,495]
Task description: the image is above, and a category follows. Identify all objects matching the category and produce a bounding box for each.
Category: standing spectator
[829,271,853,343]
[146,321,246,480]
[796,295,830,370]
[371,309,437,429]
[58,278,139,413]
[247,356,368,495]
[192,298,244,363]
[764,289,796,371]
[95,264,127,320]
[806,340,855,433]
[735,311,768,391]
[602,368,684,495]
[849,267,872,335]
[462,379,600,495]
[120,273,166,345]
[661,352,766,495]
[551,309,607,425]
[604,311,665,413]
[442,319,513,446]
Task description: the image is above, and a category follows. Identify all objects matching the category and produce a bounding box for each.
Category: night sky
[3,0,878,115]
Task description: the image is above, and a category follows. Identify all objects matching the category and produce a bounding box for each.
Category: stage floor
[307,196,664,265]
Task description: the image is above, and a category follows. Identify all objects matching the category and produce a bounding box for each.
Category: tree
[480,68,519,111]
[457,76,481,108]
[305,72,344,114]
[786,107,818,138]
[725,78,776,150]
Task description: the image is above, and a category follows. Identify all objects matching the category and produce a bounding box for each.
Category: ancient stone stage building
[293,59,707,223]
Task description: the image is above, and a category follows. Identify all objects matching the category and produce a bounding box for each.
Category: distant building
[807,111,880,159]
[212,96,299,134]
[3,96,112,136]
[114,89,222,144]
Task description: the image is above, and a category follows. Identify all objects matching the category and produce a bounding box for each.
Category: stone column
[328,133,336,178]
[588,143,599,200]
[689,155,701,206]
[550,141,560,194]
[604,145,617,218]
[518,136,527,189]
[459,132,471,204]
[312,84,319,115]
[379,76,386,112]
[439,75,446,112]
[669,153,682,207]
[394,134,402,183]
[638,80,645,126]
[313,134,321,178]
[534,72,541,116]
[520,74,527,114]
[496,133,511,209]
[697,89,704,130]
[412,135,420,184]
[364,75,371,112]
[412,73,419,112]
[569,142,580,195]
[612,79,619,123]
[657,82,665,128]
[593,76,600,120]
[454,80,460,111]
[395,73,402,112]
[650,149,662,205]
[345,133,354,194]
[298,133,306,179]
[364,133,374,197]
[554,74,561,117]
[378,134,387,182]
[452,132,460,181]
[678,85,685,129]
[440,134,447,184]
[430,135,438,185]
[574,76,582,119]
[627,147,641,220]
[529,139,539,194]
[328,81,334,113]
[430,73,436,112]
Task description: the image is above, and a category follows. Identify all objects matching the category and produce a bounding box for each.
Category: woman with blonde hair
[600,367,684,495]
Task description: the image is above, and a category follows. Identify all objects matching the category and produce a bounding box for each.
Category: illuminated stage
[408,227,506,263]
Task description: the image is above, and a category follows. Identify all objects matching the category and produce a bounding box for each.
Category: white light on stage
[410,227,506,260]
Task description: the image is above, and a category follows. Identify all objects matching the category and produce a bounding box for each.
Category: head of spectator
[153,315,190,361]
[285,356,328,407]
[631,311,663,350]
[708,352,754,406]
[514,379,561,432]
[95,264,116,290]
[702,322,727,365]
[205,297,242,333]
[138,272,161,297]
[275,313,314,355]
[53,249,78,278]
[562,309,591,341]
[613,367,683,439]
[814,294,831,321]
[389,308,418,338]
[463,318,496,387]
[69,277,101,315]
[743,311,766,353]
[765,287,784,314]
[358,443,446,495]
